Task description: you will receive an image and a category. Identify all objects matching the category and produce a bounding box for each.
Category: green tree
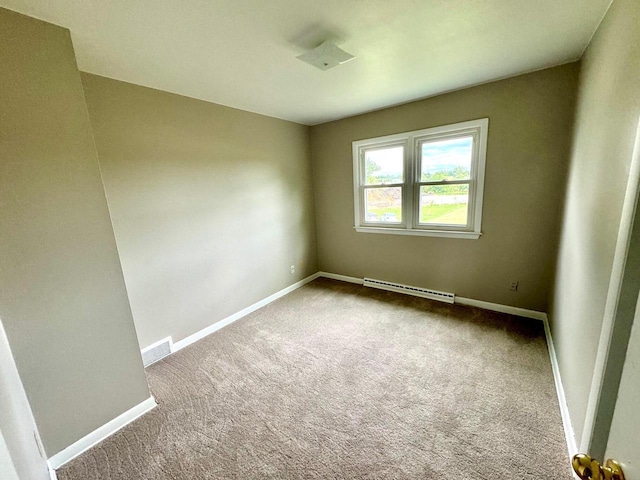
[422,166,470,194]
[365,158,381,184]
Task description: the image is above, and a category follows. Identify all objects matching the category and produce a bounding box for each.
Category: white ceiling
[2,0,611,125]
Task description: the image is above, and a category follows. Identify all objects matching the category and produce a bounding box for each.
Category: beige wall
[0,9,150,456]
[549,0,640,446]
[310,64,579,312]
[80,74,318,349]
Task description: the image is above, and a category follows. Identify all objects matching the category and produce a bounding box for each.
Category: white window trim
[352,118,489,240]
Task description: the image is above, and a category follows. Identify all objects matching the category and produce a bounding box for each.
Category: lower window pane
[419,185,469,225]
[365,187,402,223]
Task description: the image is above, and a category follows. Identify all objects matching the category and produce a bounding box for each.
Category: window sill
[354,226,481,239]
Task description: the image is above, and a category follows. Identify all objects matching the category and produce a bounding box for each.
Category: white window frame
[352,118,488,239]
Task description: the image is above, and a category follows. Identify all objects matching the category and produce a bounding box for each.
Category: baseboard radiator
[363,278,455,304]
[141,337,173,367]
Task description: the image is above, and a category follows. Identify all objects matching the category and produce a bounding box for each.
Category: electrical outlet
[509,280,519,291]
[290,265,295,274]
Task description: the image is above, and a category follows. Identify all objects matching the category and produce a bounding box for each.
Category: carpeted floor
[57,278,572,479]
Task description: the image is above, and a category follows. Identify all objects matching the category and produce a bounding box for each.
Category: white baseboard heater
[363,278,455,304]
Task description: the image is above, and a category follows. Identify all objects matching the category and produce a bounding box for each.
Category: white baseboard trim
[318,272,364,284]
[49,467,58,480]
[172,273,321,352]
[542,315,578,468]
[455,297,547,321]
[48,396,156,470]
[318,272,546,321]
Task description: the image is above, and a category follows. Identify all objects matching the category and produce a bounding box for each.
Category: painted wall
[310,64,579,312]
[80,74,318,349]
[0,9,150,456]
[549,0,640,446]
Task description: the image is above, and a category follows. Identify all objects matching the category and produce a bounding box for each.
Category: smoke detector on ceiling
[296,41,355,71]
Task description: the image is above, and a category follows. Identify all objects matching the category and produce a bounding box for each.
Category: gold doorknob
[572,454,625,480]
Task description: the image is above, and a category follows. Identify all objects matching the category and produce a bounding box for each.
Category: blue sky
[366,136,473,178]
[421,136,472,174]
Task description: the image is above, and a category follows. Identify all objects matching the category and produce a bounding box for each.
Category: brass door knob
[572,454,625,480]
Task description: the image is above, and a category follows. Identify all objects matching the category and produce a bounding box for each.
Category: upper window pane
[421,136,473,182]
[364,146,404,185]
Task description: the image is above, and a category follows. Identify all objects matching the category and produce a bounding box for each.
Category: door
[576,119,640,479]
[605,304,640,478]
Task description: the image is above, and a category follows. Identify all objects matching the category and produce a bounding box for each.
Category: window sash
[362,144,405,187]
[357,140,410,228]
[417,179,472,187]
[413,130,479,232]
[359,140,408,184]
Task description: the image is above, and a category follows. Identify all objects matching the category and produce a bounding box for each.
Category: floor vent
[363,278,455,304]
[141,337,173,367]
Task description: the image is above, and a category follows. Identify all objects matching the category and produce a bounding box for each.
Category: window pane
[364,146,403,185]
[421,136,473,182]
[419,185,469,225]
[364,187,402,223]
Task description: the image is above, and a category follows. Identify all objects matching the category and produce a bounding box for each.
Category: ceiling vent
[296,41,355,71]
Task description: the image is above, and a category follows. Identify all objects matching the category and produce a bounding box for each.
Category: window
[352,118,488,239]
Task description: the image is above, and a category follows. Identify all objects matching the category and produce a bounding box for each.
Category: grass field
[368,203,467,225]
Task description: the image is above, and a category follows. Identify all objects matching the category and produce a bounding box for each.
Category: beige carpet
[57,278,572,479]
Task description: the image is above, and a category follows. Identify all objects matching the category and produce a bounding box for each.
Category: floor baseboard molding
[454,297,547,321]
[48,396,157,470]
[542,315,578,465]
[172,273,321,353]
[318,272,545,321]
[318,272,364,284]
